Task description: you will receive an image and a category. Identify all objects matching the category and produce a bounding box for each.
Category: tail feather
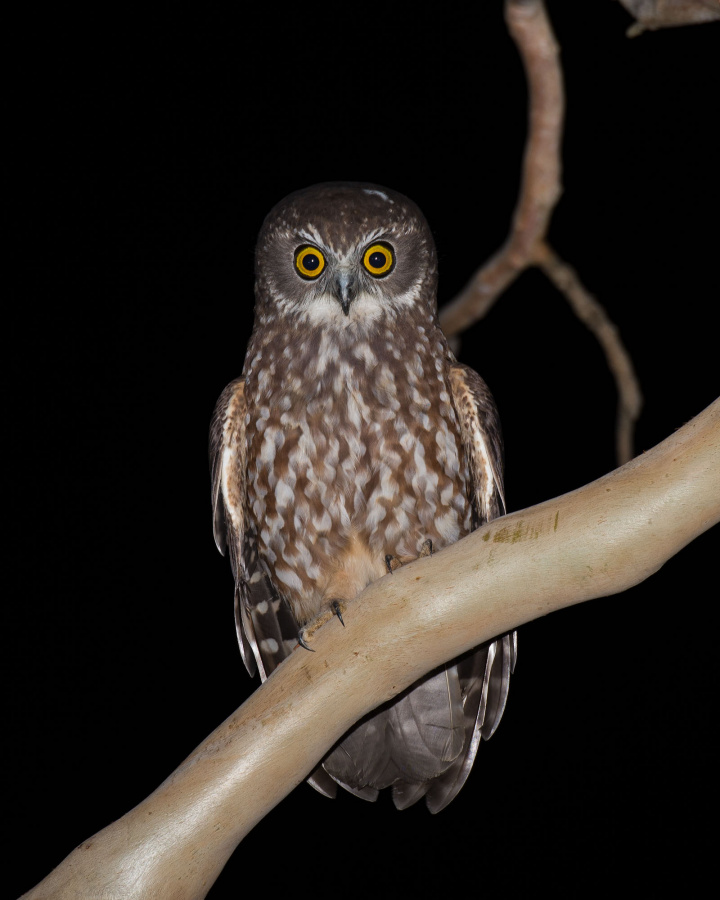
[481,633,514,740]
[392,780,429,810]
[323,708,394,788]
[425,634,516,813]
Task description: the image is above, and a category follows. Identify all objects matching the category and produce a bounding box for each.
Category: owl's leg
[297,599,347,651]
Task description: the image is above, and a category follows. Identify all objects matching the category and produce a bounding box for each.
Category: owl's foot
[297,599,347,651]
[385,540,433,574]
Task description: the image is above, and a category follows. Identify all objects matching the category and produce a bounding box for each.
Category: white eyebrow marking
[296,226,324,245]
[362,189,392,202]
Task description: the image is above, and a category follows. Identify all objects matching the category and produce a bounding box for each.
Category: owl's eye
[362,242,395,278]
[295,245,326,279]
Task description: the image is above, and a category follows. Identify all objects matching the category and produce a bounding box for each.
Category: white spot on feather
[275,568,303,592]
[275,479,294,508]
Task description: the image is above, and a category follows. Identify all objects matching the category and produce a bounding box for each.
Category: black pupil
[369,251,387,269]
[303,253,320,271]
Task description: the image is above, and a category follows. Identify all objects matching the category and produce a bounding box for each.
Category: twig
[533,242,643,464]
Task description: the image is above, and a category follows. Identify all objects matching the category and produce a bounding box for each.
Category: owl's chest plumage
[243,318,472,622]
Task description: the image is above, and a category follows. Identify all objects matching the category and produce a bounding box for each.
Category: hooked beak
[333,269,357,316]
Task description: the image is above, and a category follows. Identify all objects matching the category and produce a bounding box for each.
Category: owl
[210,183,516,812]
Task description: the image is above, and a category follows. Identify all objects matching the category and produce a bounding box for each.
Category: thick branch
[24,400,720,900]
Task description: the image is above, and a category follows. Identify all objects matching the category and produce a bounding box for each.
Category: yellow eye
[295,245,326,279]
[362,242,395,278]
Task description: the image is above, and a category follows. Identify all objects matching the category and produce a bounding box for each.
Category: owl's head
[253,182,438,329]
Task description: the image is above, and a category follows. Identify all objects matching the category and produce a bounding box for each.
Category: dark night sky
[9,2,718,896]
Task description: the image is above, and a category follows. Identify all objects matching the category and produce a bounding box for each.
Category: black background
[9,2,718,896]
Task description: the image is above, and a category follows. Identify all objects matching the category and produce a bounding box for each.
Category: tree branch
[533,242,643,465]
[439,0,643,464]
[24,399,720,900]
[439,0,563,338]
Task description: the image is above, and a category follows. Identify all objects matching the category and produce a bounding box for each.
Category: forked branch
[439,0,643,463]
[439,0,563,337]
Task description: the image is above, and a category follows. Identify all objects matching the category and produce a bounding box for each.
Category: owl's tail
[312,632,517,812]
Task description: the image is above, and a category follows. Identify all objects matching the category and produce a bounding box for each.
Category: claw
[298,630,315,652]
[418,539,433,558]
[331,600,345,627]
[385,554,402,574]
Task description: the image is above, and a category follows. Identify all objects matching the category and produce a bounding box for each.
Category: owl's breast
[245,342,472,615]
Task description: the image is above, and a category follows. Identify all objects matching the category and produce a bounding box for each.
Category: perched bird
[210,183,516,812]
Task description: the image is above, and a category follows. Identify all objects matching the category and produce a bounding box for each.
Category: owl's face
[254,183,438,329]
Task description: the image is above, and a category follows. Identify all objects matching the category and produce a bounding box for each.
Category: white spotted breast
[243,320,472,620]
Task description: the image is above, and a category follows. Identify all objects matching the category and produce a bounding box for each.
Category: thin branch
[533,242,643,464]
[439,0,563,338]
[23,400,720,900]
[439,0,643,463]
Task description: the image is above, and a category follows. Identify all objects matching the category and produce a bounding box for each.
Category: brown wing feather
[448,364,505,520]
[210,379,257,675]
[210,377,248,569]
[210,378,301,682]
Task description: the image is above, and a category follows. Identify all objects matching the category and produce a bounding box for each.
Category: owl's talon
[418,539,433,558]
[385,543,430,573]
[331,600,345,626]
[298,630,315,652]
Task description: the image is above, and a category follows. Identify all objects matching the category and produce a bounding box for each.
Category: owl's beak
[333,270,357,316]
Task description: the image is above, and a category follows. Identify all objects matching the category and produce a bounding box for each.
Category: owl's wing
[416,362,517,813]
[211,378,298,683]
[448,363,505,522]
[210,378,256,676]
[210,379,335,797]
